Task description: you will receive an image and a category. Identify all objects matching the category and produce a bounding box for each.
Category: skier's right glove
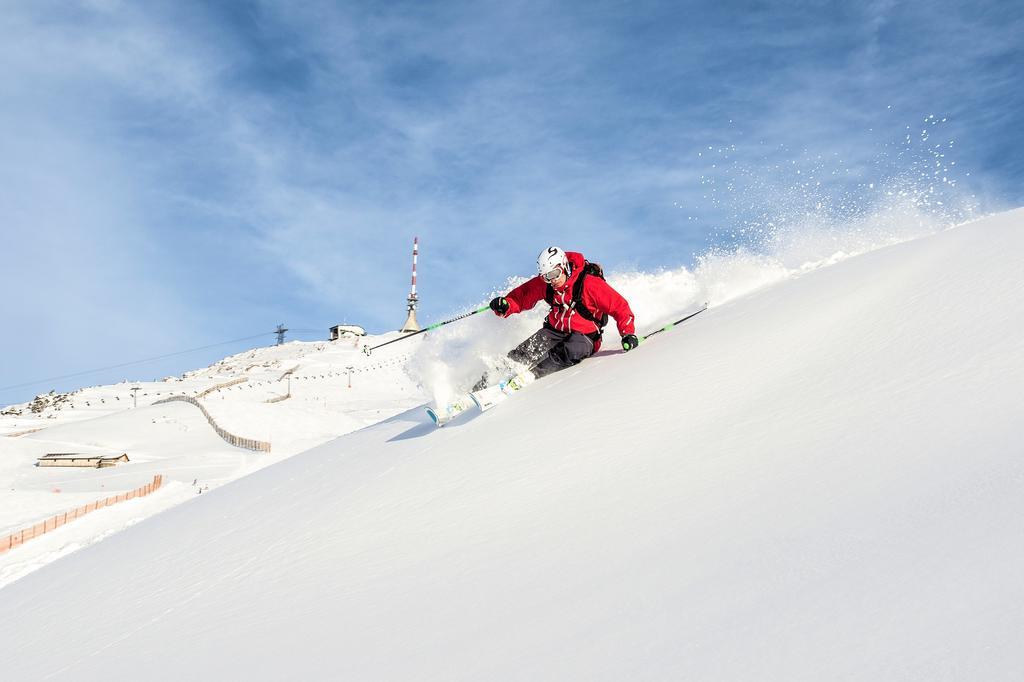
[490,297,510,316]
[621,334,639,352]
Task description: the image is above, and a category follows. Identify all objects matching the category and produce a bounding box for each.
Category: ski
[470,370,535,412]
[425,394,475,427]
[468,384,507,412]
[427,370,536,426]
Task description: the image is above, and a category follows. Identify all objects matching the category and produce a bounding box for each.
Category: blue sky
[2,0,1022,405]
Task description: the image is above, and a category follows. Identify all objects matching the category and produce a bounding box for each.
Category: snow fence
[0,475,164,555]
[196,376,248,398]
[153,395,272,453]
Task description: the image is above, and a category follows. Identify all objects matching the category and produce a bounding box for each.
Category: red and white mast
[400,237,421,333]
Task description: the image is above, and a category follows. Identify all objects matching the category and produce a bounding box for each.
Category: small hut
[37,453,130,469]
[329,324,367,341]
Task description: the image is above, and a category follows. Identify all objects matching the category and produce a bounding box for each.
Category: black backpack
[544,261,609,337]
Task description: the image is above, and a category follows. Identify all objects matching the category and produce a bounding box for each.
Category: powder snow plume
[406,201,976,404]
[407,119,983,402]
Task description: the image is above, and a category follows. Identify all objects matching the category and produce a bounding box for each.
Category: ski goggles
[542,266,563,282]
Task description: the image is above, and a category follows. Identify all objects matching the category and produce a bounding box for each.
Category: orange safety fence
[0,475,164,555]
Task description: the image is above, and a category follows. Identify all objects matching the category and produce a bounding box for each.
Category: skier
[480,246,638,388]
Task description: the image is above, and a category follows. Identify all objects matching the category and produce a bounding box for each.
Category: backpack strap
[544,261,609,337]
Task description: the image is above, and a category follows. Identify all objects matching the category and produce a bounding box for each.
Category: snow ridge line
[153,395,271,452]
[0,475,164,555]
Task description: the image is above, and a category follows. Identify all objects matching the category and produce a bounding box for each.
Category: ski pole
[640,302,708,343]
[362,306,490,355]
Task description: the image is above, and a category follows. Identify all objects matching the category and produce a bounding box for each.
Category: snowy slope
[0,330,424,585]
[1,209,1023,680]
[0,332,422,450]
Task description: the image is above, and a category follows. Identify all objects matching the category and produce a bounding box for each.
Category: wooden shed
[37,453,130,469]
[329,324,367,341]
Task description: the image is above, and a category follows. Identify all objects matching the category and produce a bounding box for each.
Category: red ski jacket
[501,251,636,344]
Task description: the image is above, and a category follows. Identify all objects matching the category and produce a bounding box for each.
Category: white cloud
[1,0,1018,404]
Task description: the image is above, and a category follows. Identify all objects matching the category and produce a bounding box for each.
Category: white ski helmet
[537,246,569,279]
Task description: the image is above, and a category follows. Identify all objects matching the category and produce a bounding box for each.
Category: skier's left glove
[621,334,639,352]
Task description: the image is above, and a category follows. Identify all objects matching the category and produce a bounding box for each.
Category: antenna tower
[400,237,421,333]
[275,324,288,345]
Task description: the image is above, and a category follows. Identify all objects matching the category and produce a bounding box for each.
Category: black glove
[621,334,639,352]
[490,296,510,316]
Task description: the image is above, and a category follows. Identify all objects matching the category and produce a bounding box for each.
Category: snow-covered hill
[0,208,1021,679]
[0,331,424,585]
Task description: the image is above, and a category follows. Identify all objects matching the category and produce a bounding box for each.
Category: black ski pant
[508,326,596,378]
